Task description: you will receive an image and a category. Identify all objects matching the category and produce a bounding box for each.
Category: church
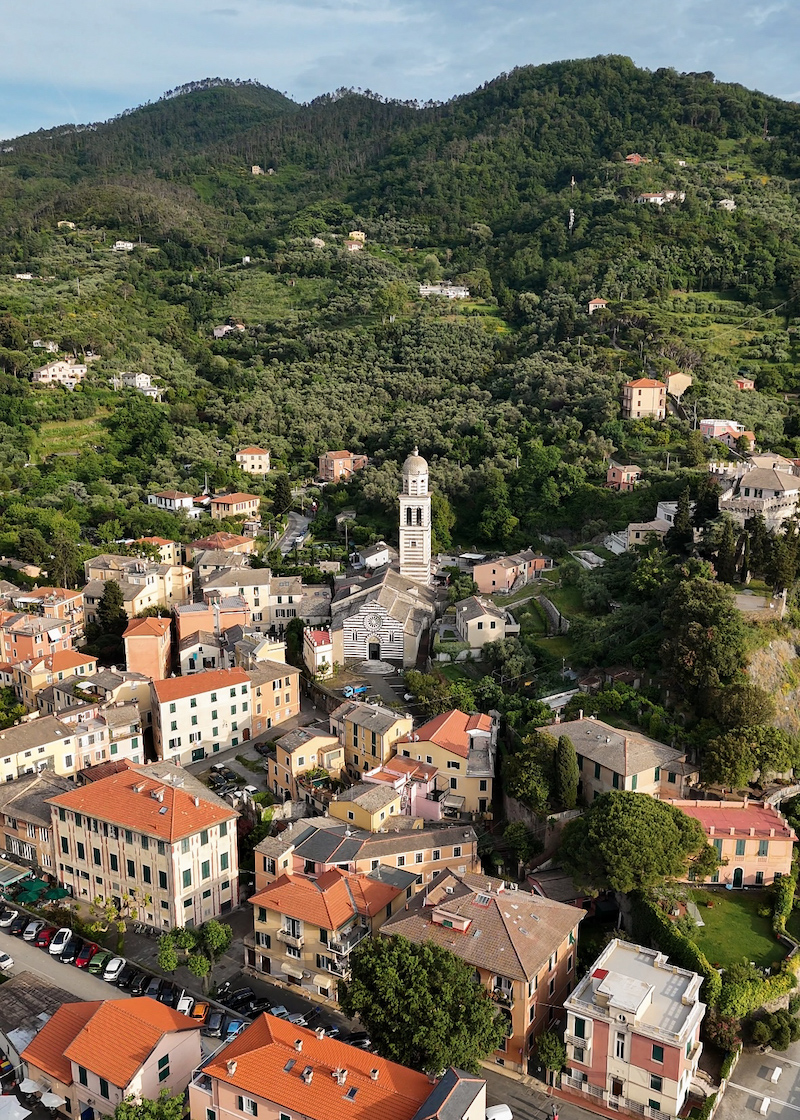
[329,447,438,668]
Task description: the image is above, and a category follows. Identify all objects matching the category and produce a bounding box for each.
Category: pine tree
[556,734,580,810]
[666,487,693,553]
[746,513,770,574]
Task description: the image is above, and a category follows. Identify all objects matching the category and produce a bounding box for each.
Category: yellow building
[396,709,496,816]
[329,781,402,831]
[330,700,413,781]
[246,867,405,1001]
[266,725,344,802]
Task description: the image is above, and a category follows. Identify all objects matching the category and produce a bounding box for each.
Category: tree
[273,473,292,514]
[504,731,557,815]
[746,514,771,574]
[339,935,508,1074]
[716,517,738,584]
[503,821,541,870]
[0,686,24,730]
[188,953,212,991]
[113,1089,186,1120]
[50,531,82,587]
[712,683,776,730]
[157,936,179,973]
[556,734,579,809]
[97,579,128,635]
[661,577,747,694]
[284,615,305,666]
[702,726,799,787]
[560,792,719,893]
[665,487,693,553]
[535,1029,567,1072]
[200,919,233,987]
[89,890,152,953]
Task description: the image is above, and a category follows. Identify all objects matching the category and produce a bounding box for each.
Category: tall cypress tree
[556,735,580,810]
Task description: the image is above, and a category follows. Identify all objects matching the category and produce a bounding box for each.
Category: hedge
[717,964,798,1018]
[697,1093,717,1120]
[772,870,798,936]
[630,894,722,1007]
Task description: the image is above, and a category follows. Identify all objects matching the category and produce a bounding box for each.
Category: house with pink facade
[699,418,755,450]
[23,997,201,1119]
[563,939,705,1119]
[606,461,642,492]
[472,548,552,594]
[667,799,796,888]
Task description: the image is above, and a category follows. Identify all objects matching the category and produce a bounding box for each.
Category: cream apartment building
[235,446,271,475]
[47,763,239,926]
[622,379,667,421]
[0,708,143,783]
[329,700,413,781]
[151,668,252,766]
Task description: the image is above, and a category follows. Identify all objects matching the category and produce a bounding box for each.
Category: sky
[2,0,799,139]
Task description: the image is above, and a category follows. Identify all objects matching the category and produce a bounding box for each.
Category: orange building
[318,450,368,482]
[174,598,251,643]
[606,461,642,492]
[124,616,172,680]
[186,532,256,560]
[210,493,261,521]
[668,799,796,888]
[0,610,73,665]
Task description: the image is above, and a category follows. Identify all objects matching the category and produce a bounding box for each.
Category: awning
[312,974,334,989]
[43,888,69,900]
[0,1098,31,1120]
[442,792,465,809]
[41,1094,65,1110]
[0,863,32,888]
[17,1082,39,1095]
[280,963,304,980]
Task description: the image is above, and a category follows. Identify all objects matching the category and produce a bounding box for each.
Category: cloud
[1,0,799,137]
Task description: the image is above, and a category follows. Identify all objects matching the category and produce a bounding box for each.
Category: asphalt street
[0,928,130,1000]
[484,1069,595,1120]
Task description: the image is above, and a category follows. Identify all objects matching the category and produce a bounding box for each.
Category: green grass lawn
[690,888,787,970]
[545,584,589,618]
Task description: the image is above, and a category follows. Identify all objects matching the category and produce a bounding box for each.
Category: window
[453,845,461,857]
[479,779,488,792]
[652,1044,664,1063]
[78,1067,88,1087]
[615,1032,625,1059]
[237,1098,258,1117]
[735,838,746,857]
[159,870,168,889]
[549,977,555,996]
[758,839,769,857]
[432,849,440,861]
[594,762,601,779]
[110,853,118,872]
[76,841,85,861]
[61,836,69,855]
[201,860,210,880]
[93,847,101,866]
[668,772,676,784]
[183,869,192,889]
[99,1079,110,1100]
[181,838,190,854]
[220,822,227,838]
[756,871,764,886]
[158,1055,170,1083]
[573,1017,585,1039]
[397,855,405,867]
[221,852,229,871]
[631,774,637,791]
[713,839,723,857]
[654,766,660,781]
[450,777,458,790]
[143,865,152,884]
[200,829,209,845]
[127,859,135,878]
[574,1047,585,1063]
[169,702,175,714]
[207,1110,216,1120]
[58,807,66,822]
[612,772,620,790]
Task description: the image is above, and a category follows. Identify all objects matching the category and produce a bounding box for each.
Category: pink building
[606,461,642,492]
[668,799,796,888]
[175,597,251,642]
[563,939,705,1119]
[318,449,368,482]
[699,418,755,450]
[734,377,756,391]
[362,754,445,820]
[123,615,172,680]
[472,549,552,594]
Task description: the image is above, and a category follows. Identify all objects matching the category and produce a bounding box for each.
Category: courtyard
[690,888,788,971]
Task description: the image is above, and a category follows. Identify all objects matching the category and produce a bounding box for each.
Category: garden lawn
[690,888,787,970]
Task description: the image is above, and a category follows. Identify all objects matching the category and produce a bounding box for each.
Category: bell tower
[399,447,432,583]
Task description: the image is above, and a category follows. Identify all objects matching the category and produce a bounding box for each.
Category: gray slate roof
[554,716,686,776]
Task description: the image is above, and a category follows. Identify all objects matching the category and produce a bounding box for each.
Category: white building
[147,490,197,513]
[235,446,271,475]
[121,371,161,400]
[635,191,686,205]
[151,667,252,766]
[418,284,470,299]
[112,240,135,252]
[32,359,88,390]
[399,446,432,583]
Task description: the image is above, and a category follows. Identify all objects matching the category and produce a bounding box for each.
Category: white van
[485,1107,514,1120]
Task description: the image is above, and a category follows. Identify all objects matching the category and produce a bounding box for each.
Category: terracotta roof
[123,616,171,638]
[47,766,237,842]
[383,869,582,981]
[322,450,354,459]
[152,490,194,500]
[137,536,176,546]
[624,378,666,389]
[22,1000,101,1084]
[40,649,96,673]
[190,532,251,551]
[202,1014,432,1120]
[250,868,402,930]
[210,492,261,505]
[152,666,249,703]
[78,758,136,783]
[409,709,492,759]
[669,800,796,840]
[237,446,269,455]
[305,629,333,647]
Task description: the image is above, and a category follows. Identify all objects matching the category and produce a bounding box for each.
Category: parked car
[485,1107,514,1120]
[176,992,194,1016]
[190,1001,209,1024]
[88,950,114,976]
[343,1031,372,1050]
[115,962,138,989]
[48,928,73,957]
[8,917,27,937]
[223,986,255,1010]
[211,764,238,783]
[158,981,177,1007]
[202,1010,225,1038]
[22,920,45,942]
[35,926,58,948]
[287,1011,316,1027]
[343,685,368,699]
[268,1005,291,1020]
[319,1023,341,1038]
[254,743,272,758]
[224,1018,246,1040]
[0,951,13,972]
[75,942,100,969]
[0,909,18,927]
[129,970,149,995]
[145,976,164,1000]
[103,957,126,983]
[240,997,273,1017]
[60,937,82,964]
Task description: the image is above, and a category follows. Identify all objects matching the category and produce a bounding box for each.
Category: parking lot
[716,1047,800,1120]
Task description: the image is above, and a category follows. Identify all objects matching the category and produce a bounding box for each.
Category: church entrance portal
[368,641,381,660]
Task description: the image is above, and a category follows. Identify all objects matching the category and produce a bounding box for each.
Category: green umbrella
[43,888,69,900]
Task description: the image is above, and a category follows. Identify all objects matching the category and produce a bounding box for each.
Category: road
[0,929,130,1000]
[275,511,311,556]
[484,1070,594,1120]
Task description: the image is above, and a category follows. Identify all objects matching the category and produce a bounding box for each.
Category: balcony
[492,987,515,1010]
[277,929,304,949]
[565,1033,589,1049]
[328,925,369,956]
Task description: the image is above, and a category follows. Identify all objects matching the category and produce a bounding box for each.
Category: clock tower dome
[398,447,432,583]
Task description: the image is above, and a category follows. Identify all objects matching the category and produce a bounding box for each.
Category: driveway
[0,929,130,1000]
[715,1046,800,1120]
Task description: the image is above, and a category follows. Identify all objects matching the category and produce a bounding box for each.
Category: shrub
[630,893,722,1007]
[697,1094,717,1120]
[535,1029,567,1072]
[771,870,798,935]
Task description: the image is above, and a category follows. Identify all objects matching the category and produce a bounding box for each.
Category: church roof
[403,445,428,475]
[331,568,436,635]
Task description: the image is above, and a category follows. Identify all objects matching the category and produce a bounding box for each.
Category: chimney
[226,1059,237,1075]
[294,1039,303,1052]
[301,1067,313,1085]
[194,797,200,807]
[334,1069,348,1086]
[578,709,583,720]
[370,1069,379,1081]
[315,1027,325,1040]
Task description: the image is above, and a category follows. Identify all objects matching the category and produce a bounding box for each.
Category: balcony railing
[565,1033,589,1049]
[492,987,515,1010]
[277,929,304,949]
[328,925,369,956]
[562,1075,667,1120]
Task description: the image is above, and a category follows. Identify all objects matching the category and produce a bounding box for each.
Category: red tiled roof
[190,532,251,550]
[410,709,492,759]
[124,616,171,638]
[674,801,796,840]
[250,868,401,930]
[210,492,261,505]
[237,447,269,455]
[137,537,176,546]
[202,1014,432,1120]
[152,666,248,703]
[305,629,333,646]
[153,490,194,500]
[43,650,96,672]
[47,766,237,842]
[624,378,666,389]
[22,1000,101,1084]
